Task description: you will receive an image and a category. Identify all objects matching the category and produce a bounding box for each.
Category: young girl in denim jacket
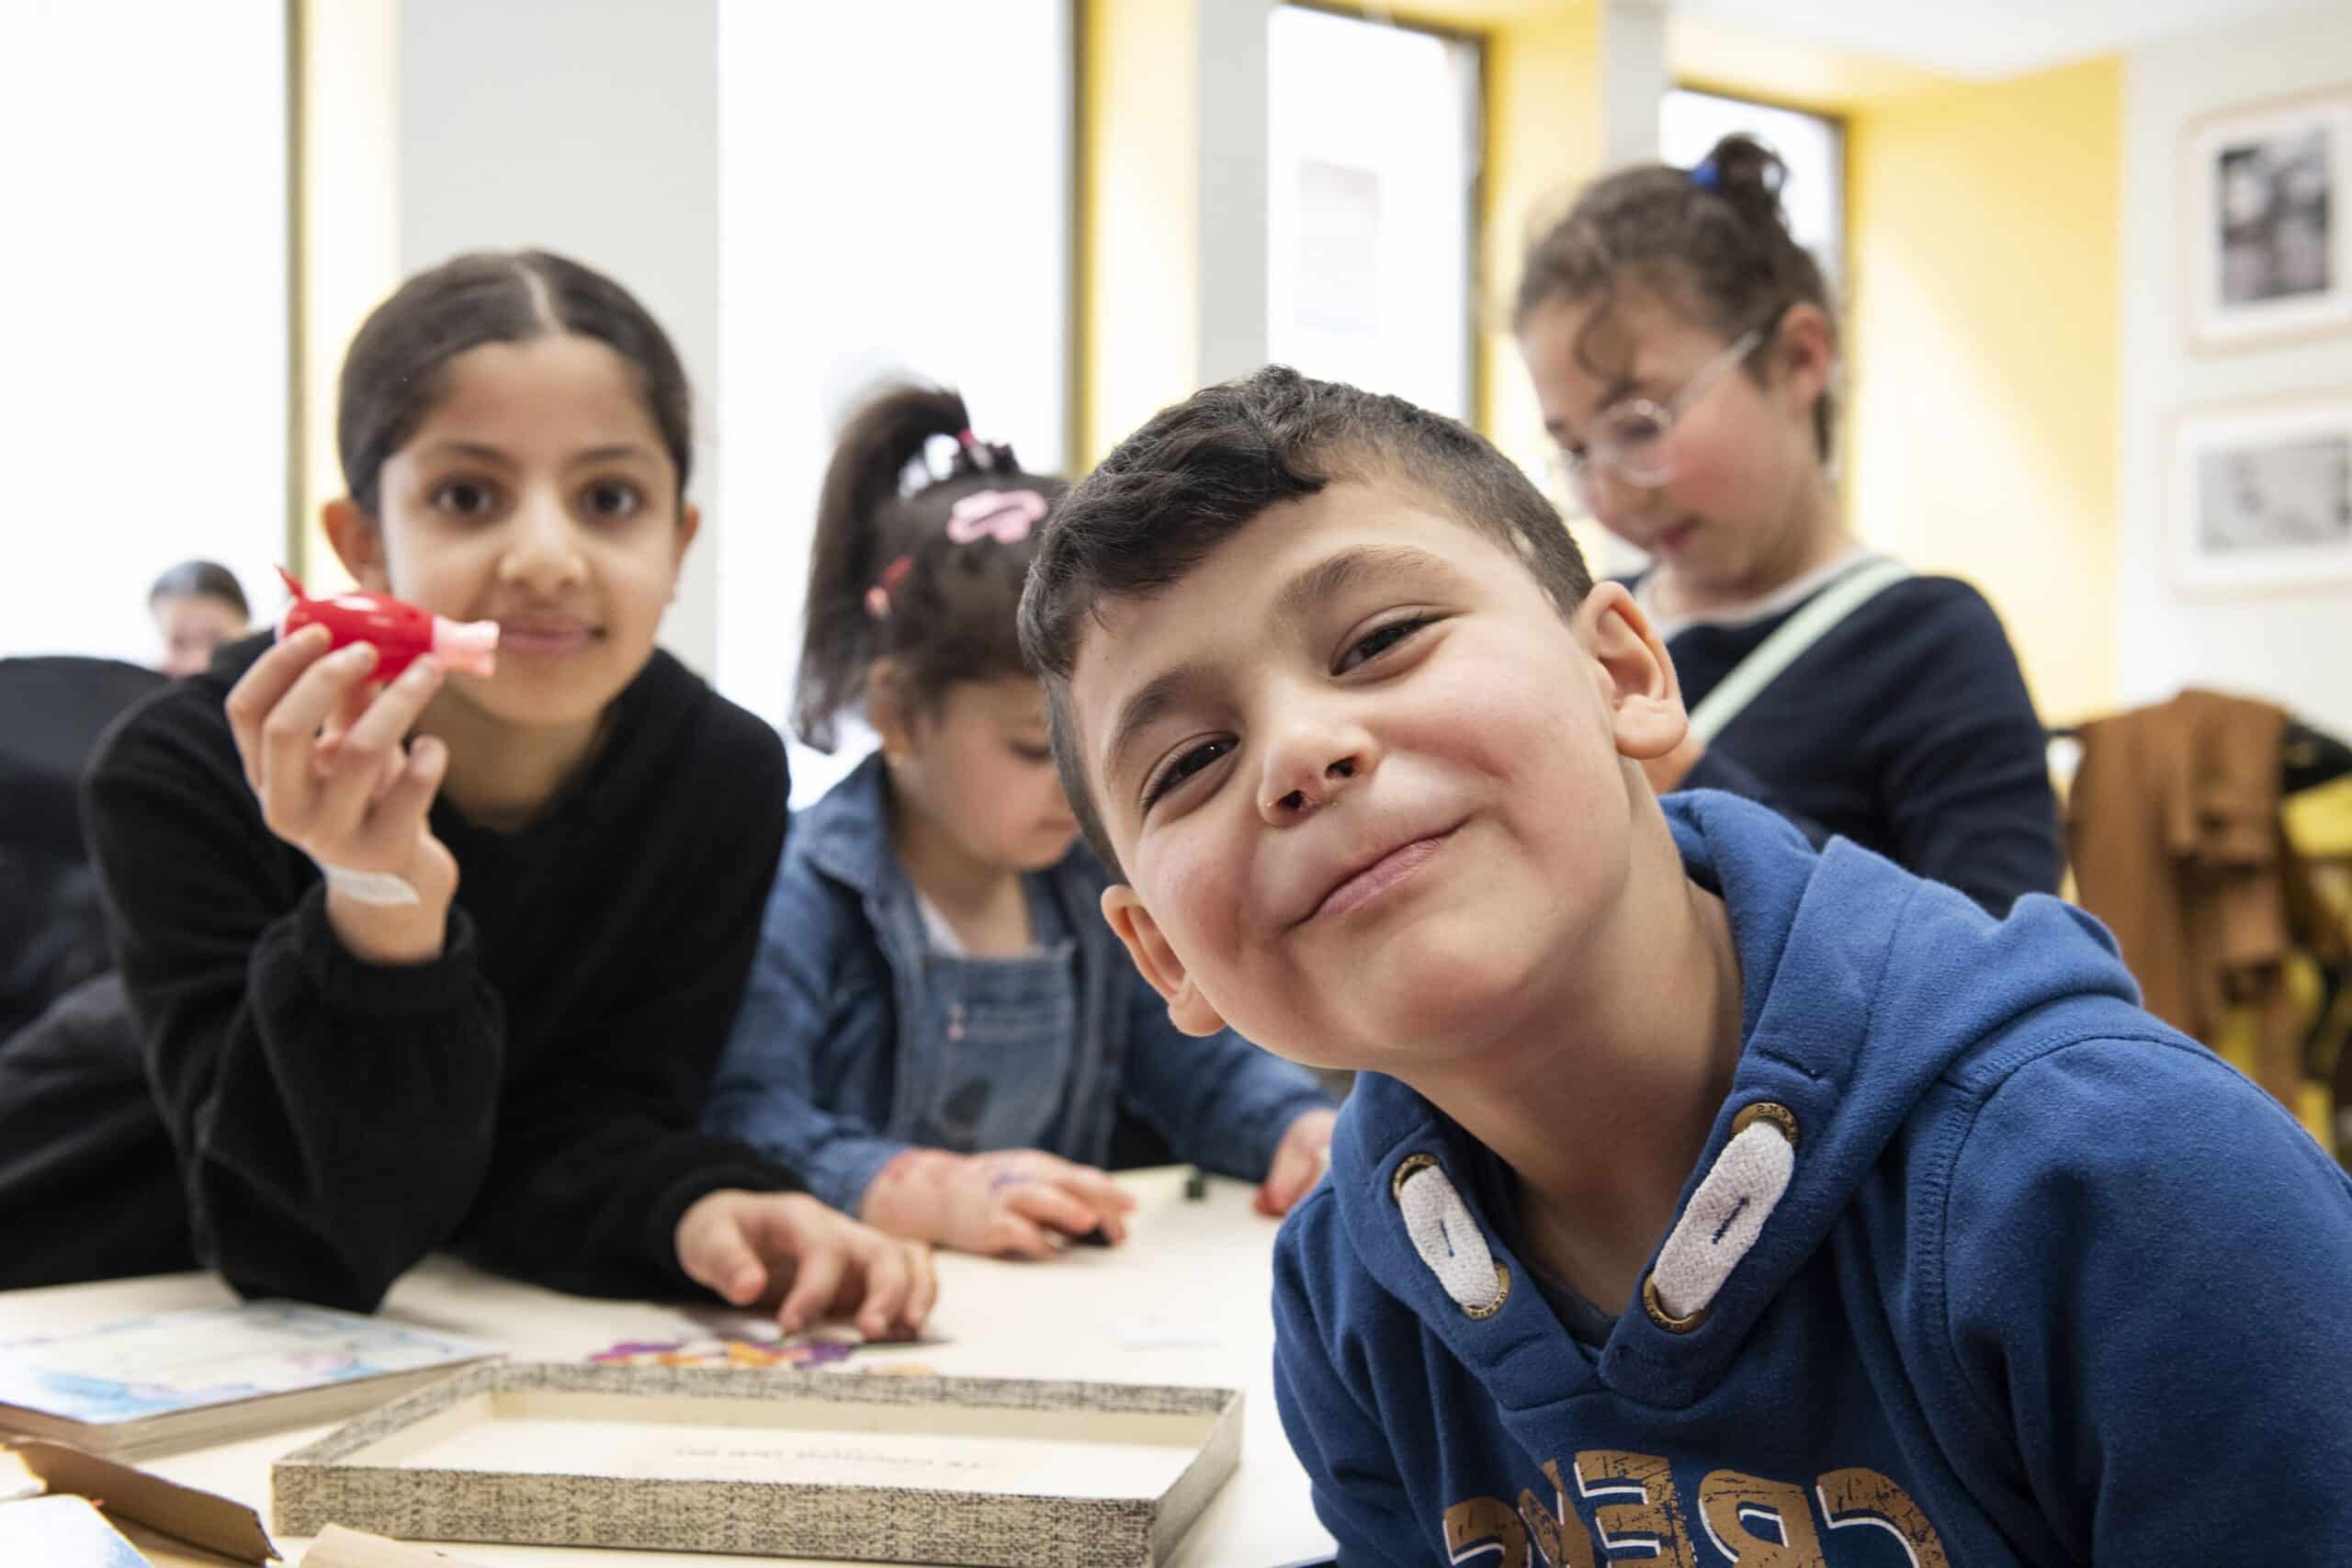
[703,385,1336,1258]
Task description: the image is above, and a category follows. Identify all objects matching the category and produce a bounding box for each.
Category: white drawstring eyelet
[1642,1100,1801,1333]
[1392,1154,1510,1320]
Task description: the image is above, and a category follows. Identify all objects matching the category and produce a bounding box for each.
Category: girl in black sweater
[1515,136,2062,914]
[0,251,933,1338]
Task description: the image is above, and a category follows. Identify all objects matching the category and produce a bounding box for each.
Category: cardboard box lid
[7,1439,277,1564]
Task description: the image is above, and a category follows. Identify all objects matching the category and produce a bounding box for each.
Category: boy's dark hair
[148,559,249,618]
[1516,132,1838,459]
[1018,364,1593,879]
[795,384,1069,752]
[338,249,694,516]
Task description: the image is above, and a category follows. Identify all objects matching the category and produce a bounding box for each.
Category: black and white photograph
[2188,90,2352,347]
[2172,397,2352,593]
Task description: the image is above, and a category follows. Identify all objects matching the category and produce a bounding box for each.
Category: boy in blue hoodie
[1016,365,2352,1565]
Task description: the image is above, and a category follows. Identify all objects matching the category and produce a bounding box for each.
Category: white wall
[716,0,1071,806]
[0,0,286,667]
[399,0,722,676]
[2119,4,2352,735]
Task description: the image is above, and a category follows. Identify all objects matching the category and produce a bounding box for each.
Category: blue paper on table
[0,1302,499,1459]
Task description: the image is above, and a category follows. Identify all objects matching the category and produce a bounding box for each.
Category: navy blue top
[1274,790,2352,1567]
[1659,568,2062,914]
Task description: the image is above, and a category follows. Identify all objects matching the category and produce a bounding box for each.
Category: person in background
[0,250,933,1342]
[703,383,1337,1259]
[150,560,251,679]
[1516,133,2062,915]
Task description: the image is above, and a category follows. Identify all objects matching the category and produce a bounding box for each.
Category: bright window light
[0,1,288,666]
[717,0,1071,806]
[1268,5,1479,420]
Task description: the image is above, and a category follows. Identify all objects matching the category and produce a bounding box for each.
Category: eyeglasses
[1548,326,1765,516]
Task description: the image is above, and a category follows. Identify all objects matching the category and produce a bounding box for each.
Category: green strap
[1685,557,1915,746]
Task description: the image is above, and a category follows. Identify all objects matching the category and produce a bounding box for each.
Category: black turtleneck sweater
[0,633,797,1308]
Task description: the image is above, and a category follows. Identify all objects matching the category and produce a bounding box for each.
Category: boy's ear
[1575,582,1690,762]
[1101,886,1229,1037]
[322,499,390,592]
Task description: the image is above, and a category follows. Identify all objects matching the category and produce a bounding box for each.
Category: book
[0,1303,501,1460]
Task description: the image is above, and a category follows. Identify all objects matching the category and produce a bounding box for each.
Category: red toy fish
[276,567,498,681]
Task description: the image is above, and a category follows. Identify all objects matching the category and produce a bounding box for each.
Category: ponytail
[794,384,1066,751]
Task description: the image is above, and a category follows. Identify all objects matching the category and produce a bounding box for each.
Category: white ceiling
[1667,0,2325,80]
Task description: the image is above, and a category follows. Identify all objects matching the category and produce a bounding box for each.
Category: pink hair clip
[944,489,1049,546]
[865,554,913,619]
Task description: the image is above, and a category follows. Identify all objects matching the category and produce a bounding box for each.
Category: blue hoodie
[1274,789,2352,1566]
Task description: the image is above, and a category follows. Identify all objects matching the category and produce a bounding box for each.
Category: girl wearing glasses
[1515,133,2061,915]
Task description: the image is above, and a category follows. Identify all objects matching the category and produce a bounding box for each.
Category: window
[1267,5,1480,421]
[716,0,1072,805]
[1660,88,1846,291]
[0,0,288,665]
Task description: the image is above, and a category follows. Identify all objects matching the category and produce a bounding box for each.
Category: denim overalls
[703,754,1333,1216]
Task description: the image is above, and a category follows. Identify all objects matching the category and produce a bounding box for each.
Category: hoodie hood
[1278,789,2352,1567]
[1325,788,2139,1408]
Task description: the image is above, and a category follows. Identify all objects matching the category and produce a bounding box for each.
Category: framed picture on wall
[2169,395,2352,595]
[2185,87,2352,350]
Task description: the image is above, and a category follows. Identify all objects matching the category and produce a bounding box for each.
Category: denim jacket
[704,754,1334,1217]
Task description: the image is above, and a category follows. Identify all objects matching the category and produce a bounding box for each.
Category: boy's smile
[1297,820,1463,925]
[1073,479,1690,1072]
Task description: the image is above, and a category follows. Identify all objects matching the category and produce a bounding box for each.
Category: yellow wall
[1078,0,1201,467]
[1476,4,1602,467]
[1842,58,2121,723]
[294,0,401,590]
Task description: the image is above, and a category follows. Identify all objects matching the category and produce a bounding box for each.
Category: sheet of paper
[0,1447,39,1504]
[0,1495,149,1568]
[393,1414,1198,1499]
[303,1523,492,1567]
[1114,1313,1223,1349]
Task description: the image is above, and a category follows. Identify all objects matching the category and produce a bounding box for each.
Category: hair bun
[1696,133,1788,228]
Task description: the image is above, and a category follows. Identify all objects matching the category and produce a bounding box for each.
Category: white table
[0,1168,1335,1568]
